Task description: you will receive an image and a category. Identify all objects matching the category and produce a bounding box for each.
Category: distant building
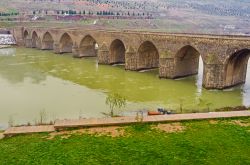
[224,25,235,30]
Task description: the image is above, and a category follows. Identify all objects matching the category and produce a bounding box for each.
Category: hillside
[1,0,249,17]
[0,0,250,35]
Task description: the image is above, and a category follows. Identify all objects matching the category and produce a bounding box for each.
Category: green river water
[0,47,249,129]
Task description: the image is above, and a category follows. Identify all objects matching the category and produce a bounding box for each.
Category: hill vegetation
[0,0,250,34]
[1,0,250,18]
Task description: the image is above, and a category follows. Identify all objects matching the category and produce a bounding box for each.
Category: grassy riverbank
[0,118,249,164]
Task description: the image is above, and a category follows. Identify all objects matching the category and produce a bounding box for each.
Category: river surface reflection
[0,48,249,129]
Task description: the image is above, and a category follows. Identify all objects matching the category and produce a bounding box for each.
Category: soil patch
[85,126,125,137]
[209,120,219,125]
[47,126,125,139]
[230,120,250,127]
[153,123,185,133]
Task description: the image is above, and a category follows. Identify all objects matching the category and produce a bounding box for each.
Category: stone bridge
[12,27,250,89]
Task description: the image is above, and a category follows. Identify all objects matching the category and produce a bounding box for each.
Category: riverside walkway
[4,125,55,136]
[3,110,250,137]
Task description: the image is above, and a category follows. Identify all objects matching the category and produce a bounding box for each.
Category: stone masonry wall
[17,27,250,89]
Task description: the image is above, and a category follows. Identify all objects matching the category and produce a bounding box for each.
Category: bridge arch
[41,32,54,50]
[23,30,29,39]
[224,49,250,88]
[59,33,73,53]
[174,45,202,78]
[109,39,126,64]
[137,41,159,70]
[79,35,98,57]
[31,31,40,48]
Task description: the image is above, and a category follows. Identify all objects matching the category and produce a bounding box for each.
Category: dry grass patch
[47,126,125,139]
[85,126,125,137]
[230,120,250,127]
[209,120,219,125]
[152,123,185,133]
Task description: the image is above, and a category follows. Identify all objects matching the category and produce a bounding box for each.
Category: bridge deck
[26,26,250,40]
[3,110,250,137]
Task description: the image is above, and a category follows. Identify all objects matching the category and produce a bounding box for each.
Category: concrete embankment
[3,110,250,137]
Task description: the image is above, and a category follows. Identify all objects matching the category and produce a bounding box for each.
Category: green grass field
[0,118,249,164]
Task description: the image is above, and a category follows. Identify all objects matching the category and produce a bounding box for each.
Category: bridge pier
[98,48,109,64]
[203,64,225,89]
[159,58,175,78]
[125,47,137,70]
[98,43,111,64]
[72,44,79,57]
[53,42,60,54]
[13,27,25,46]
[35,39,42,49]
[25,38,33,48]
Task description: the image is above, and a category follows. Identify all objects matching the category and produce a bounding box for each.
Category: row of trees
[97,11,151,17]
[32,9,152,17]
[96,11,115,16]
[0,12,19,17]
